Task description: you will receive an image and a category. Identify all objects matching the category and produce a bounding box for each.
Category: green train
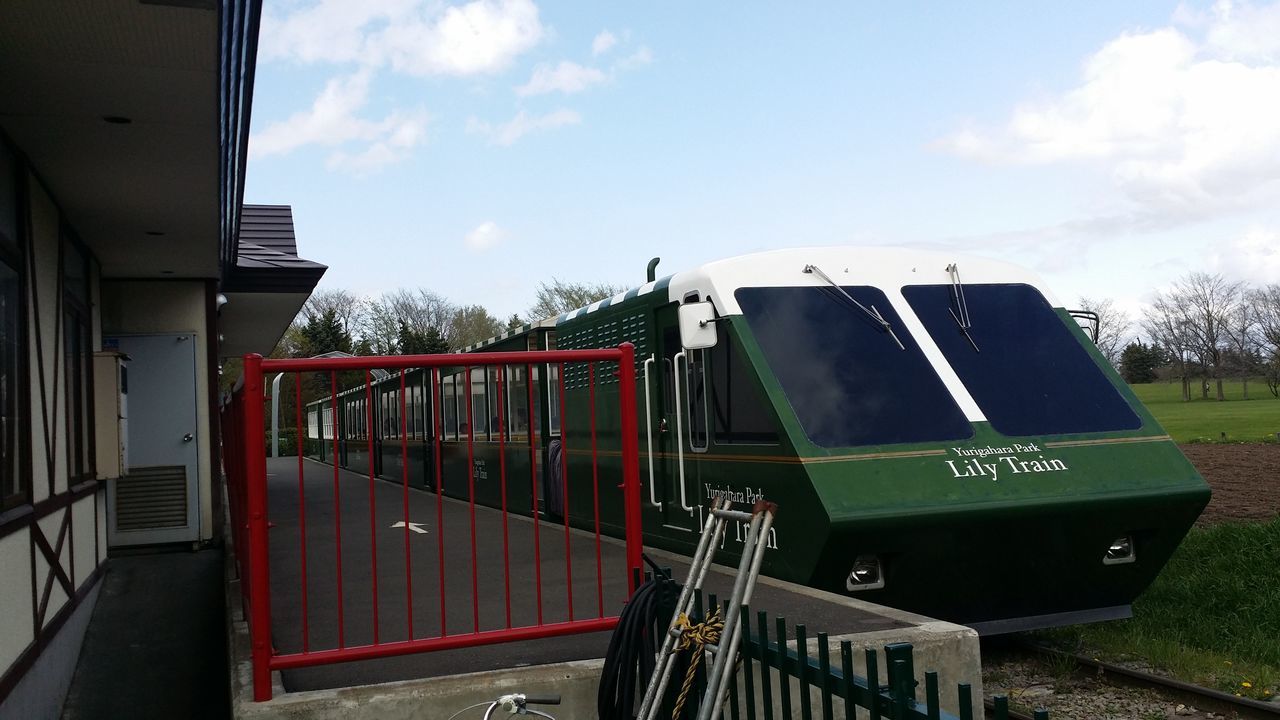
[303,247,1209,633]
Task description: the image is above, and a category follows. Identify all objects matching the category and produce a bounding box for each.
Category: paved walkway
[60,549,229,720]
[267,456,906,692]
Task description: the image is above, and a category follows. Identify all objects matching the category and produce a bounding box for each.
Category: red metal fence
[221,345,644,701]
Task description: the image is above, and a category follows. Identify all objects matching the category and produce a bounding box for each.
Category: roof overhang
[0,0,259,279]
[218,204,326,358]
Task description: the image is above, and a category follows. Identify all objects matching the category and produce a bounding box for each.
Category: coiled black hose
[597,558,680,720]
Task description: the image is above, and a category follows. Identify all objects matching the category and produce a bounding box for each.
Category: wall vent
[115,465,189,531]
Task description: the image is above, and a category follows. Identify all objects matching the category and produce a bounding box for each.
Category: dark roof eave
[220,264,327,294]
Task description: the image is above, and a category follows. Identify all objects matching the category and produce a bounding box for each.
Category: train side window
[507,366,529,440]
[469,367,488,440]
[547,364,561,436]
[443,374,458,440]
[487,366,503,441]
[686,349,708,451]
[710,333,779,445]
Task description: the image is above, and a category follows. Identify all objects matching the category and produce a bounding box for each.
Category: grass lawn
[1042,517,1280,700]
[1129,379,1280,443]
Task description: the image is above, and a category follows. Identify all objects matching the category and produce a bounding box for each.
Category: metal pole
[270,372,284,457]
[616,343,644,589]
[242,354,273,701]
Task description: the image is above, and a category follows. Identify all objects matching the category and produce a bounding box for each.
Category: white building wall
[0,166,107,718]
[0,532,32,673]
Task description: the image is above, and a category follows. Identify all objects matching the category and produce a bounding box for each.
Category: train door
[654,303,704,532]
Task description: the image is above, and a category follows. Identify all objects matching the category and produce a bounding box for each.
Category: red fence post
[242,354,274,701]
[616,343,643,593]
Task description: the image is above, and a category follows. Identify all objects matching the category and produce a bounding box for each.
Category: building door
[655,304,703,532]
[107,333,199,546]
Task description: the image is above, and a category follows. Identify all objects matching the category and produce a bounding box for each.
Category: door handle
[671,350,693,513]
[183,433,193,442]
[642,355,660,508]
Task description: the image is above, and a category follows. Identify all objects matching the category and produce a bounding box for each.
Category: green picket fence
[667,591,1048,720]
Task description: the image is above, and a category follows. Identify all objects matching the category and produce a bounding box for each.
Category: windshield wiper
[803,264,905,350]
[946,263,979,352]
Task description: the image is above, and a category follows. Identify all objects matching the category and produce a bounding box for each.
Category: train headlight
[846,555,885,591]
[1103,536,1135,565]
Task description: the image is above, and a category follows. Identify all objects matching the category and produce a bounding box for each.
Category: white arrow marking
[391,521,427,535]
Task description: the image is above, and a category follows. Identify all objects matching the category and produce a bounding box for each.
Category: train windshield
[902,283,1141,436]
[735,286,973,448]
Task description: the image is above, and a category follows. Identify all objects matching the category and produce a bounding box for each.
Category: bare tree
[1077,297,1131,369]
[1222,297,1260,398]
[301,288,368,340]
[527,278,625,321]
[1141,292,1195,401]
[363,289,457,354]
[1253,284,1280,398]
[1142,272,1244,401]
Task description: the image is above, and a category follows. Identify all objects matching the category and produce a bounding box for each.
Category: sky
[243,0,1280,331]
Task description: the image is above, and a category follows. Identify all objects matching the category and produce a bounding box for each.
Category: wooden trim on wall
[0,561,105,703]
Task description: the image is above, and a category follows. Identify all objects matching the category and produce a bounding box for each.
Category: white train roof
[666,246,1058,317]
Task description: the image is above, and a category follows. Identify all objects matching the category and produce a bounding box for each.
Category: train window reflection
[903,283,1141,436]
[686,350,708,451]
[735,286,972,448]
[470,368,487,440]
[507,366,529,440]
[442,374,457,440]
[710,329,778,445]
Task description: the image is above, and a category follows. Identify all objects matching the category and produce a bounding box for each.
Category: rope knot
[669,606,724,718]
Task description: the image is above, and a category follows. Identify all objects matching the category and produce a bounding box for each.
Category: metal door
[655,304,702,531]
[107,333,199,546]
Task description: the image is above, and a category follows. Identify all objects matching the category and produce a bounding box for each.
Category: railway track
[983,642,1280,720]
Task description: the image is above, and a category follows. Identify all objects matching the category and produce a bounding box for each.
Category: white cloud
[467,109,581,146]
[1204,0,1280,62]
[261,0,544,76]
[249,71,428,174]
[464,221,504,251]
[591,30,617,56]
[1206,225,1280,283]
[615,45,653,70]
[936,9,1280,228]
[516,61,607,96]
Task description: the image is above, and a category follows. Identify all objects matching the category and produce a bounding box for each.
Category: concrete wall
[100,280,214,542]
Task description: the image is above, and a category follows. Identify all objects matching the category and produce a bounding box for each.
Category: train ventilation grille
[116,465,188,531]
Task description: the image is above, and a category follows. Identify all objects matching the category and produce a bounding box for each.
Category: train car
[304,247,1210,633]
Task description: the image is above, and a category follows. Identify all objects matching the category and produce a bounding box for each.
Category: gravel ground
[1179,443,1280,526]
[983,652,1240,720]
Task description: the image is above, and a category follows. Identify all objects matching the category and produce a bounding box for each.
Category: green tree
[397,320,449,354]
[1120,341,1164,384]
[301,308,352,356]
[451,304,503,348]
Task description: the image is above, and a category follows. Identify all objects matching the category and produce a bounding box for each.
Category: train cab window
[686,350,708,451]
[903,283,1141,436]
[710,331,779,445]
[735,285,973,448]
